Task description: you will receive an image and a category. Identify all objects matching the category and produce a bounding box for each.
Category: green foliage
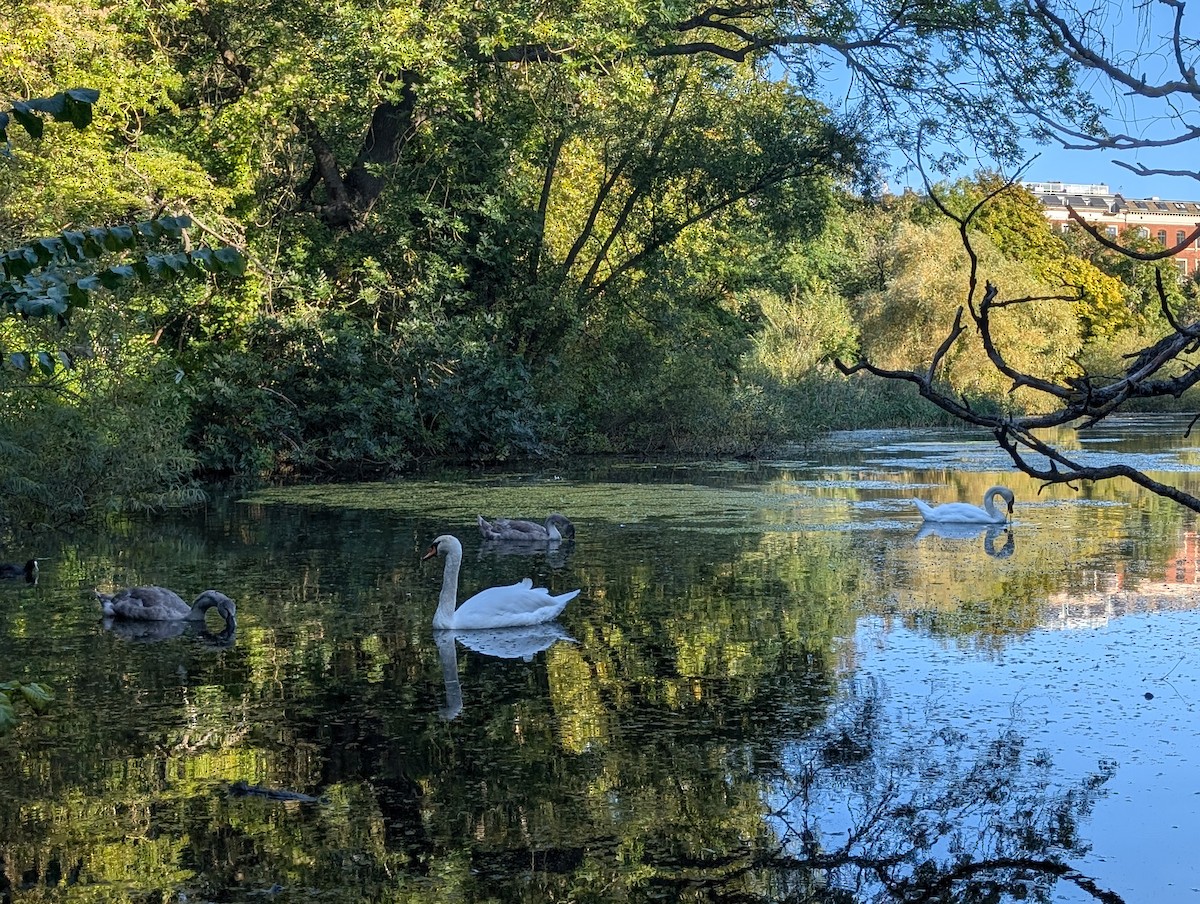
[1,216,244,329]
[0,79,245,523]
[924,175,1129,339]
[851,217,1084,413]
[185,309,553,476]
[0,680,54,733]
[3,0,1190,478]
[0,330,204,528]
[0,88,98,150]
[749,282,858,384]
[759,364,961,438]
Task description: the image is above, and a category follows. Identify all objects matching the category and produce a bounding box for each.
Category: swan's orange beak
[421,543,438,561]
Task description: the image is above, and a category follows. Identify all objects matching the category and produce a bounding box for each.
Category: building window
[1158,229,1169,245]
[1060,223,1070,234]
[1106,226,1119,238]
[1178,230,1188,246]
[1177,259,1188,279]
[1139,227,1151,239]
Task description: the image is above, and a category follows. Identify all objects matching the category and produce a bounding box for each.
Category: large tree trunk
[303,72,424,231]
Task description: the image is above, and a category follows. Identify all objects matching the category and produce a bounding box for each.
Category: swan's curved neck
[983,488,1010,519]
[435,546,462,628]
[188,594,234,629]
[187,597,217,620]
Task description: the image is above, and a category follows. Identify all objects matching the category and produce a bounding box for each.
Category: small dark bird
[0,559,38,583]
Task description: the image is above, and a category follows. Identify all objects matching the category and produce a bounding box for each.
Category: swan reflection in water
[101,616,238,647]
[435,623,576,721]
[478,538,575,568]
[915,521,1015,559]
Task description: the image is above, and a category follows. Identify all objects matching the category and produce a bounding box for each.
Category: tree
[12,0,1187,470]
[835,0,1200,512]
[837,172,1200,512]
[0,88,246,526]
[97,0,883,460]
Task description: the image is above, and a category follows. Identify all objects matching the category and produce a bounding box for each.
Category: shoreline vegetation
[3,189,1197,532]
[5,3,1200,530]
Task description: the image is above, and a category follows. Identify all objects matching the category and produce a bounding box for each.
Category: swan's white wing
[453,583,581,628]
[913,500,1002,523]
[912,498,938,519]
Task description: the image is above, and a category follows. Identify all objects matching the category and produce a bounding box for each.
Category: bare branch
[1065,206,1200,260]
[1114,160,1200,182]
[838,157,1200,511]
[1029,0,1199,99]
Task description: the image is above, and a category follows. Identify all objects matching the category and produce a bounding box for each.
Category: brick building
[1025,180,1200,276]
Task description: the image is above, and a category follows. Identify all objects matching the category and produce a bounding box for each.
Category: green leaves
[2,214,246,376]
[2,216,245,321]
[0,88,99,152]
[0,681,54,734]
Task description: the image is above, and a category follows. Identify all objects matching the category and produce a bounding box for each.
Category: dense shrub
[0,335,202,531]
[186,310,554,476]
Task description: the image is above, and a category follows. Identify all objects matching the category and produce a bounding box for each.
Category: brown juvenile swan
[96,586,237,631]
[477,513,575,542]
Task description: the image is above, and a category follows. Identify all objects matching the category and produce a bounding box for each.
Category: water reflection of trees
[754,682,1121,904]
[0,487,1139,903]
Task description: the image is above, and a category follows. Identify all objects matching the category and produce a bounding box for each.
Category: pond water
[2,416,1200,903]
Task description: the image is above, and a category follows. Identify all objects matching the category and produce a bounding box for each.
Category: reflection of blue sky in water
[824,613,1200,898]
[821,417,1200,475]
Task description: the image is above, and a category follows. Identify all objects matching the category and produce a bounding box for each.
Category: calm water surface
[2,417,1200,903]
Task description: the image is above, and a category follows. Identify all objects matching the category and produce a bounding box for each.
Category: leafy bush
[0,329,202,530]
[186,310,553,476]
[761,365,960,439]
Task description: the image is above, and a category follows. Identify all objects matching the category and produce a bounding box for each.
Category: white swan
[96,586,237,631]
[477,513,575,542]
[913,485,1015,524]
[422,535,579,629]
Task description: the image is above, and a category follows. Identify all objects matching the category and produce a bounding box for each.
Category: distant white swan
[96,586,237,631]
[477,513,575,542]
[913,485,1015,524]
[422,535,579,629]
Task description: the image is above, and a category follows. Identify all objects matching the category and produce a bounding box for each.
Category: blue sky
[870,135,1200,203]
[1016,143,1200,200]
[815,1,1200,203]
